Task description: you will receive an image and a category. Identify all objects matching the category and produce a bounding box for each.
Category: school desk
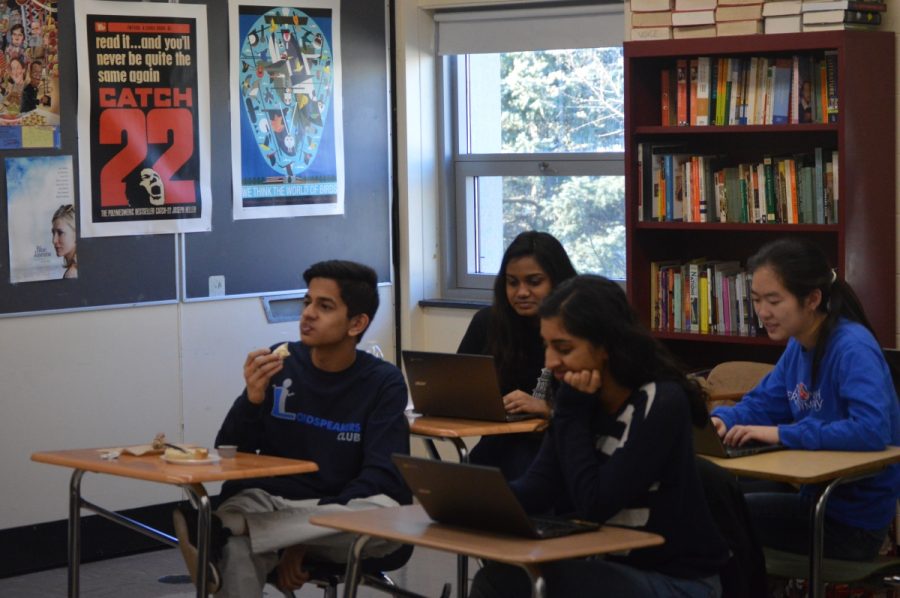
[311,504,664,598]
[408,414,545,597]
[703,445,900,598]
[32,447,318,598]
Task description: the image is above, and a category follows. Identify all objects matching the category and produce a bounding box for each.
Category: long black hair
[539,275,709,426]
[488,231,577,386]
[747,238,874,385]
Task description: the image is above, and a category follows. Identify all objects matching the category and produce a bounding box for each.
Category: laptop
[392,454,599,539]
[693,416,785,458]
[401,350,539,422]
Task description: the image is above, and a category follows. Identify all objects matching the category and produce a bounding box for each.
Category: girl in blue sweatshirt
[711,238,900,561]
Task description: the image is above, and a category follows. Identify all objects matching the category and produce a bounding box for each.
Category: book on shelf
[716,3,764,21]
[719,0,766,5]
[802,20,879,30]
[765,14,803,33]
[660,68,675,125]
[830,150,839,223]
[632,10,674,27]
[689,59,699,126]
[813,147,825,224]
[672,9,716,25]
[824,50,838,122]
[716,18,764,35]
[676,0,717,9]
[673,24,718,37]
[763,0,803,16]
[802,8,882,23]
[801,0,886,12]
[676,59,689,126]
[796,54,814,123]
[631,0,674,11]
[770,57,792,125]
[632,26,674,40]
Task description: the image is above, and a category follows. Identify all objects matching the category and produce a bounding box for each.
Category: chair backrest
[701,361,775,409]
[881,348,900,398]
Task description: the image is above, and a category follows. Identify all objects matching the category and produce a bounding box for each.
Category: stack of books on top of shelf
[800,0,885,32]
[630,0,885,40]
[656,52,839,128]
[763,0,885,33]
[630,0,766,40]
[649,258,763,337]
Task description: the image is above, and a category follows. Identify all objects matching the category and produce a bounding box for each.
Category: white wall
[0,286,395,529]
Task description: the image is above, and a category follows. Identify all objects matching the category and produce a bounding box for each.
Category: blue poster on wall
[229,0,344,220]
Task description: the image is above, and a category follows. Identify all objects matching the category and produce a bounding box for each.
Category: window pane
[462,49,624,155]
[468,175,625,280]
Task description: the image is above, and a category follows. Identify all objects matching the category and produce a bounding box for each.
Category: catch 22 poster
[75,0,210,237]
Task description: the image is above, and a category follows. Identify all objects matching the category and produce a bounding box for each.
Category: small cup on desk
[217,445,237,459]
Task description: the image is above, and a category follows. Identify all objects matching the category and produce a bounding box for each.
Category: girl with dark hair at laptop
[470,275,728,597]
[710,238,900,561]
[457,231,577,480]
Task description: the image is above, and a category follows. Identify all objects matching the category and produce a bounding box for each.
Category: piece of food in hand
[272,343,290,359]
[164,447,209,460]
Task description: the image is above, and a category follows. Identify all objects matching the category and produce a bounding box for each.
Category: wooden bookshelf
[624,31,895,369]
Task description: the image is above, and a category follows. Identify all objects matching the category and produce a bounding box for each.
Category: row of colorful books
[637,144,839,225]
[630,0,885,40]
[650,259,762,336]
[659,53,837,127]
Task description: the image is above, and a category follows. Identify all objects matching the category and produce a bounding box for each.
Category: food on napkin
[273,343,290,359]
[164,446,209,460]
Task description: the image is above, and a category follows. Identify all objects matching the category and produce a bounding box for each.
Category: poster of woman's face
[6,155,76,283]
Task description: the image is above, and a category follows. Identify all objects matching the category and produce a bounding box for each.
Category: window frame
[438,45,626,301]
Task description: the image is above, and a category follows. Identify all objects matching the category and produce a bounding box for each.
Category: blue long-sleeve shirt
[216,342,412,506]
[514,380,728,580]
[712,319,900,530]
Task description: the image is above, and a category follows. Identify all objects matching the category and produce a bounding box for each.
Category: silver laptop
[401,350,539,422]
[392,454,598,539]
[693,416,784,458]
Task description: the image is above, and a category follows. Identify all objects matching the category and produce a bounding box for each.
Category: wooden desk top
[702,446,900,485]
[32,448,318,485]
[409,416,545,438]
[311,504,663,565]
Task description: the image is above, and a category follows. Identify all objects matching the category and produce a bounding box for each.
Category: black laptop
[693,416,785,458]
[401,350,539,423]
[392,454,598,540]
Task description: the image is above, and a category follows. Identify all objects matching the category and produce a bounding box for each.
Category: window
[437,5,625,297]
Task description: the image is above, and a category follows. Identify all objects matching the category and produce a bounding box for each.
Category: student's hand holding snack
[243,348,285,405]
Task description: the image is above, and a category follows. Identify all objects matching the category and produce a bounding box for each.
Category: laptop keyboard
[530,516,599,539]
[725,441,783,458]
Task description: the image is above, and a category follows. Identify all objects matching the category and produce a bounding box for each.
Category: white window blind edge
[436,7,625,55]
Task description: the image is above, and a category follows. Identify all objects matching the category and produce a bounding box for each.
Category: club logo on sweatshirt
[788,382,822,412]
[270,378,362,441]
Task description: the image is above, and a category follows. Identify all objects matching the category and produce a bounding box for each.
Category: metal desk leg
[184,484,212,598]
[521,565,546,598]
[450,437,469,598]
[809,471,879,598]
[68,469,86,598]
[342,534,372,598]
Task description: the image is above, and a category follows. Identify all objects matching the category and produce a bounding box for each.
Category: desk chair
[269,544,447,598]
[762,347,900,592]
[697,361,775,409]
[764,547,900,592]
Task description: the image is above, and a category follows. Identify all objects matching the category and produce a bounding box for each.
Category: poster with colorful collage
[229,0,344,220]
[0,0,60,149]
[74,0,211,237]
